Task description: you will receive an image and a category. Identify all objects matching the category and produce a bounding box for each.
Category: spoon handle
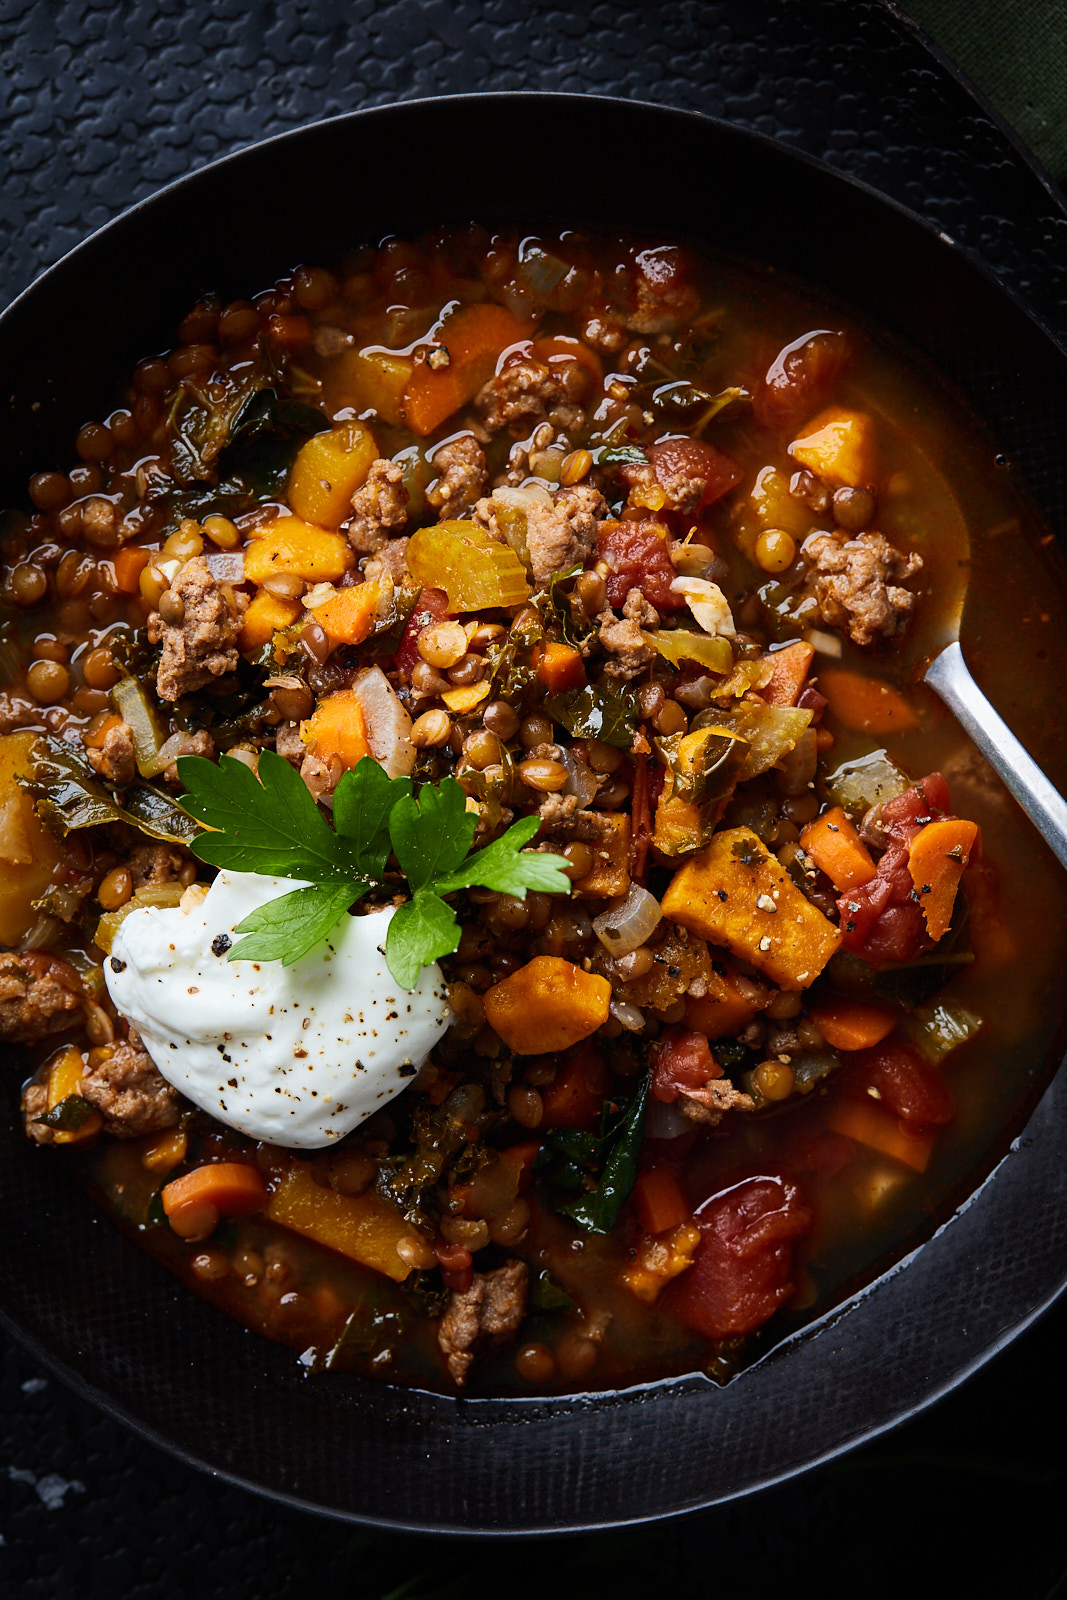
[924,641,1067,872]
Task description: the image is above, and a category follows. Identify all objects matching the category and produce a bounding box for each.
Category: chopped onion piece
[643,627,733,676]
[351,665,415,778]
[609,998,647,1033]
[558,746,598,807]
[205,550,246,583]
[806,627,843,658]
[139,731,184,779]
[669,575,736,638]
[593,883,662,958]
[646,1098,692,1139]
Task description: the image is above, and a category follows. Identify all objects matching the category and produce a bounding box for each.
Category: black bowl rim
[2,88,1067,1533]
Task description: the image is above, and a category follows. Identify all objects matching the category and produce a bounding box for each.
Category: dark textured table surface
[3,2,1067,1595]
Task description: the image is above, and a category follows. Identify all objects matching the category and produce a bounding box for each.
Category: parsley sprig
[177,751,571,988]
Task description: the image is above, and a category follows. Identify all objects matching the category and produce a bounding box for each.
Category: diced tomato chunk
[395,587,449,678]
[651,1027,721,1104]
[754,329,852,431]
[840,1039,955,1127]
[838,773,956,966]
[647,438,742,511]
[597,520,685,612]
[667,1174,812,1339]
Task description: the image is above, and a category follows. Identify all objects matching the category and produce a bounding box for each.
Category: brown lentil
[515,1342,556,1384]
[562,841,595,881]
[463,729,501,770]
[410,660,449,696]
[483,700,519,740]
[447,652,486,686]
[417,620,468,668]
[98,866,133,911]
[158,589,186,626]
[411,708,452,748]
[9,564,47,605]
[506,1083,543,1129]
[28,473,72,513]
[833,485,875,531]
[75,422,114,462]
[653,699,687,735]
[82,646,120,690]
[519,713,553,749]
[519,758,568,793]
[26,659,70,704]
[755,1060,796,1101]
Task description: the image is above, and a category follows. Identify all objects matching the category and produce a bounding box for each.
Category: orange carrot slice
[800,805,876,890]
[826,1096,934,1172]
[820,668,920,735]
[403,304,534,436]
[536,641,586,692]
[761,640,814,707]
[633,1167,689,1235]
[808,994,900,1051]
[162,1162,269,1218]
[907,817,979,941]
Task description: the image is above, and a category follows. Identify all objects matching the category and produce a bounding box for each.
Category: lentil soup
[2,226,1064,1396]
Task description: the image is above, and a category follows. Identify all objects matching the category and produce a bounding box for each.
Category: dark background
[2,2,1066,1595]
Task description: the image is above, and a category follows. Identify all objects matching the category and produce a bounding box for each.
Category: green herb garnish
[177,751,571,989]
[542,1072,650,1235]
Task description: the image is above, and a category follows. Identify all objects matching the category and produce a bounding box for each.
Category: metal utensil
[925,640,1067,869]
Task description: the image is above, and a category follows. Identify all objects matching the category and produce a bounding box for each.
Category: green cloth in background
[901,0,1067,184]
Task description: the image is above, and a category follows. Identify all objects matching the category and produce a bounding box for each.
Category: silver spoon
[924,641,1067,870]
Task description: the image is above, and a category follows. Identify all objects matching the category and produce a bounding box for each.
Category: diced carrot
[808,994,900,1051]
[683,961,759,1040]
[112,546,151,594]
[485,957,612,1056]
[266,1162,423,1282]
[162,1162,269,1218]
[536,641,586,692]
[826,1095,934,1172]
[300,689,369,770]
[403,304,535,436]
[819,669,920,735]
[761,641,814,707]
[310,581,380,646]
[907,817,979,942]
[800,805,876,891]
[815,726,835,753]
[238,588,303,653]
[633,1167,689,1235]
[538,1046,610,1130]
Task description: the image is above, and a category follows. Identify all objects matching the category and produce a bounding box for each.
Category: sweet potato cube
[328,348,415,428]
[661,826,841,990]
[267,1163,424,1282]
[300,689,370,770]
[574,813,631,898]
[244,516,352,584]
[238,589,303,653]
[309,581,380,646]
[288,420,379,529]
[484,956,611,1054]
[788,405,876,489]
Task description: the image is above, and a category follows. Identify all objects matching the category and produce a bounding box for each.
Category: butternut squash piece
[661,826,841,990]
[300,690,370,770]
[788,405,877,488]
[329,348,414,428]
[573,813,630,898]
[267,1161,425,1282]
[0,733,64,945]
[238,588,303,653]
[244,516,352,584]
[288,420,379,529]
[684,959,760,1039]
[484,956,611,1054]
[45,1045,102,1146]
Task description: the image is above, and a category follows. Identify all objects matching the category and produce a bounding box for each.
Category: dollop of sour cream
[104,870,451,1148]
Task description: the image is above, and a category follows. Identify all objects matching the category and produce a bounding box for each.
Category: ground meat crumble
[801,529,923,646]
[425,436,488,520]
[0,951,83,1043]
[347,459,409,554]
[79,1027,181,1138]
[437,1260,528,1387]
[156,556,243,701]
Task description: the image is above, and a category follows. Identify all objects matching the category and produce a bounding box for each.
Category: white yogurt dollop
[104,870,451,1148]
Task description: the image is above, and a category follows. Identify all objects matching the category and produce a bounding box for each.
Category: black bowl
[2,93,1066,1532]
